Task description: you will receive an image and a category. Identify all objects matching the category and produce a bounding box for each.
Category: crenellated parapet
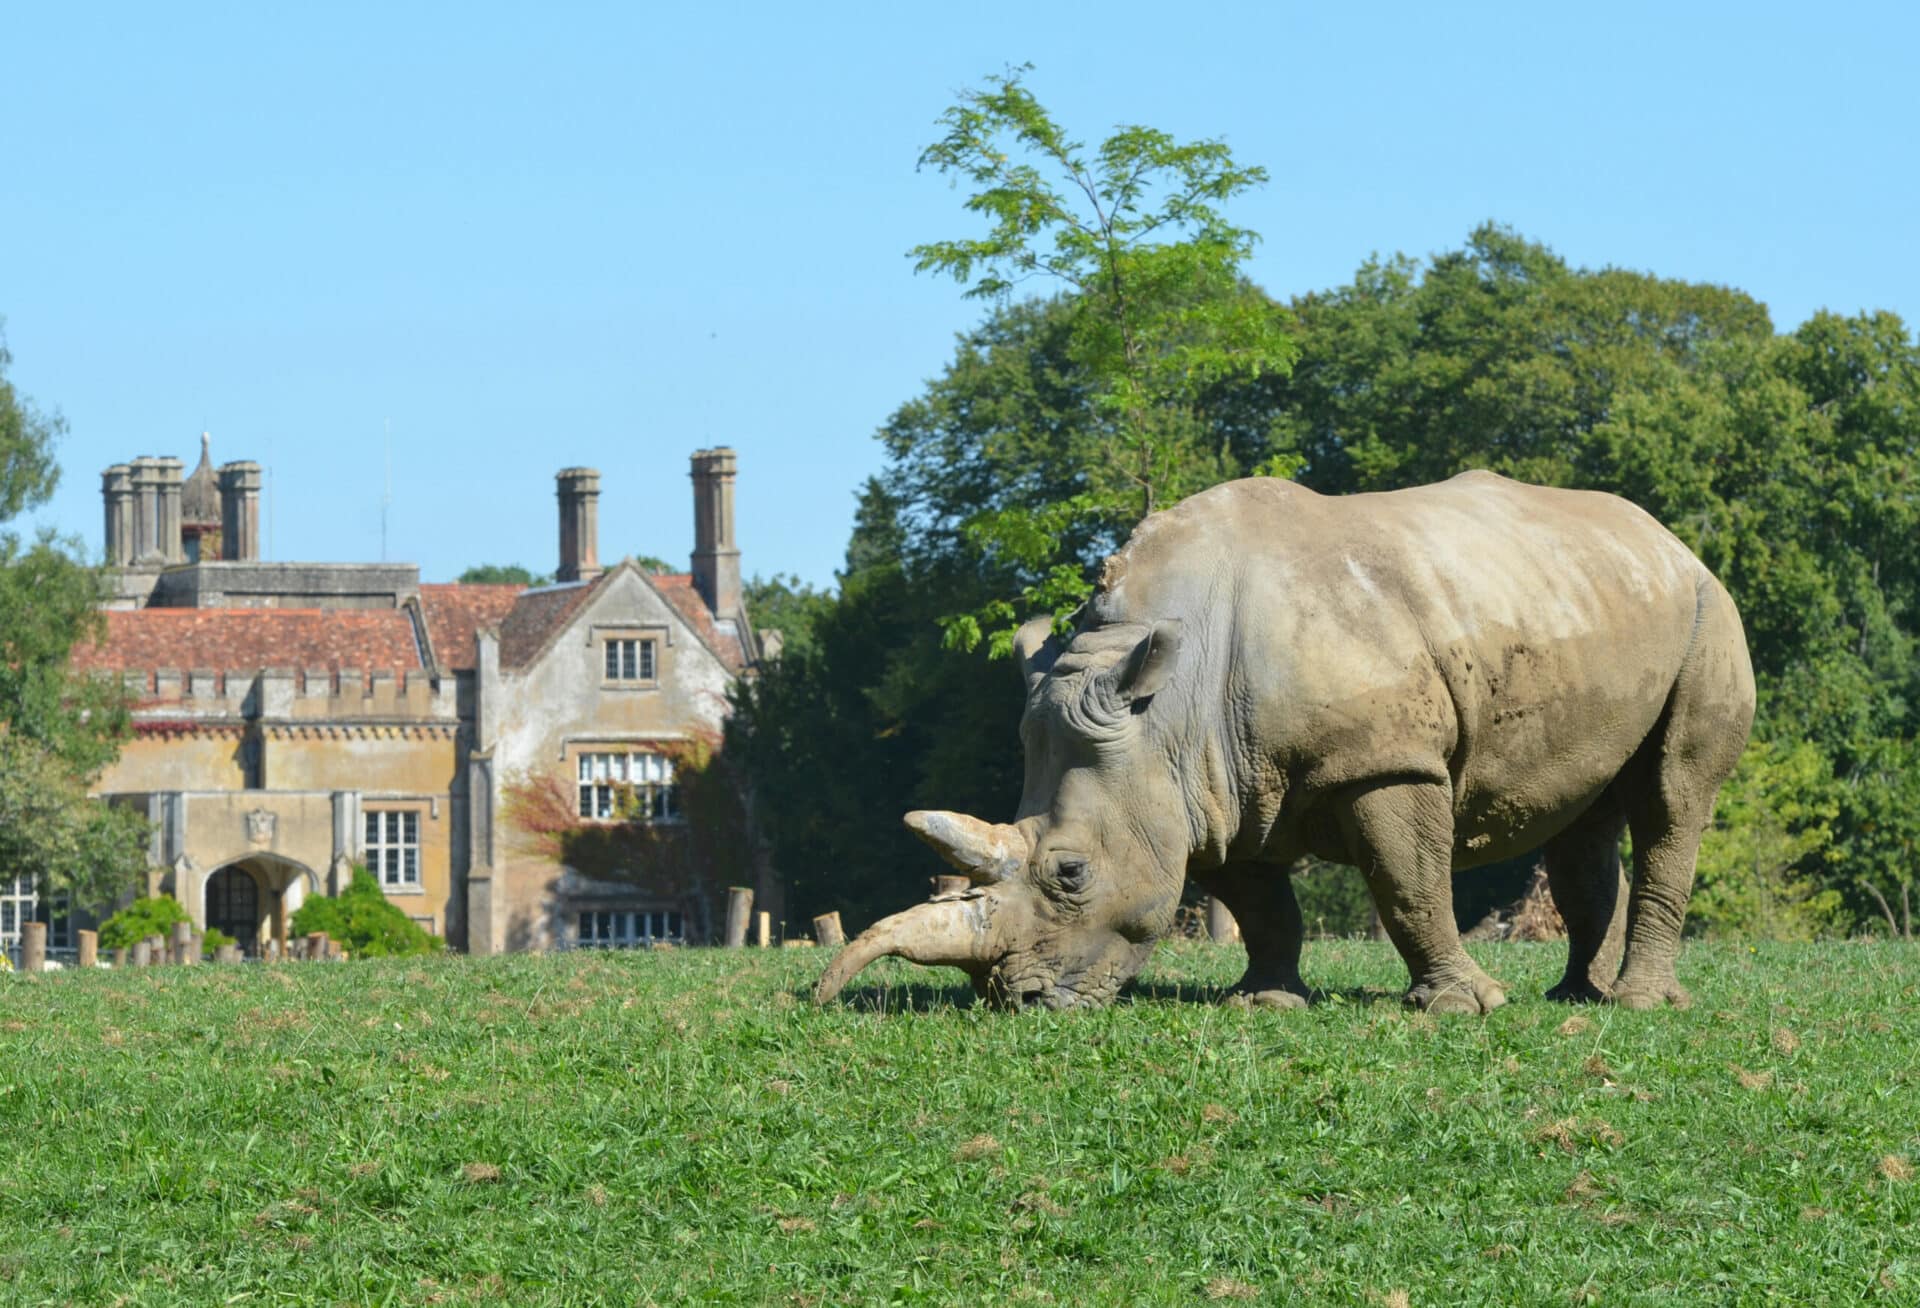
[119,666,462,725]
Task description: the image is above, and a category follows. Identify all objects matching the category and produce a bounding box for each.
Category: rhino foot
[1222,986,1310,1012]
[1545,977,1611,1005]
[1405,966,1506,1015]
[1608,974,1692,1011]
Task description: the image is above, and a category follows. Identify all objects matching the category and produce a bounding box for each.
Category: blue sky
[5,2,1915,590]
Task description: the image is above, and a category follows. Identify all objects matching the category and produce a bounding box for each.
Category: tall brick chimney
[556,467,602,583]
[690,447,740,618]
[102,463,134,566]
[155,457,185,563]
[130,457,160,563]
[218,461,262,561]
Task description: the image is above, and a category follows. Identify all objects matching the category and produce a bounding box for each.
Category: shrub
[290,867,443,958]
[98,896,192,951]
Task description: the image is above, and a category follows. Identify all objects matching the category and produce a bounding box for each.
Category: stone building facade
[49,443,765,957]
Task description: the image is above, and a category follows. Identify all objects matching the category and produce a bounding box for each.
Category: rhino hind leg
[1542,809,1629,1003]
[1612,582,1755,1011]
[1200,863,1310,1010]
[1341,781,1506,1015]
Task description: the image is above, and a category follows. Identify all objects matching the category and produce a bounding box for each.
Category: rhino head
[815,616,1191,1009]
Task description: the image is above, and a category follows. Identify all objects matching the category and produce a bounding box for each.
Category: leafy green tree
[629,554,674,575]
[0,324,145,908]
[912,69,1295,653]
[744,574,833,664]
[456,563,548,586]
[290,867,444,957]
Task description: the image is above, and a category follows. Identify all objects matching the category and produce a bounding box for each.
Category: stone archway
[200,854,318,957]
[205,864,265,954]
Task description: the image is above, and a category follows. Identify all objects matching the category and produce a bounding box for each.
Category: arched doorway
[205,864,264,955]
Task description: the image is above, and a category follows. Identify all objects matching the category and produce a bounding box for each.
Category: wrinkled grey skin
[816,472,1756,1013]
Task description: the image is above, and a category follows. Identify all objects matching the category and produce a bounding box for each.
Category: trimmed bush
[290,868,443,958]
[98,896,192,951]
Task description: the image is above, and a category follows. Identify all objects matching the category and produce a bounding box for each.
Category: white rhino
[817,471,1755,1013]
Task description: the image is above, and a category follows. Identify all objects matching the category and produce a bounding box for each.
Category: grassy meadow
[1,940,1915,1305]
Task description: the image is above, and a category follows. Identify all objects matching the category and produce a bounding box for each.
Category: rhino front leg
[1197,863,1310,1010]
[1339,781,1506,1015]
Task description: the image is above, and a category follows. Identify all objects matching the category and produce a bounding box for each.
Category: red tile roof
[496,581,599,669]
[72,609,424,684]
[418,584,524,671]
[492,568,750,673]
[650,573,749,673]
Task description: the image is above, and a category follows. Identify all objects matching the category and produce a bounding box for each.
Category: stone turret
[181,434,222,562]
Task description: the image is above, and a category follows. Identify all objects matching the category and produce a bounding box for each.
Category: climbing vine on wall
[502,731,757,915]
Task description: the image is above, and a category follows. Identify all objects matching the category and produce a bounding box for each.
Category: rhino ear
[1013,615,1061,691]
[1108,620,1182,705]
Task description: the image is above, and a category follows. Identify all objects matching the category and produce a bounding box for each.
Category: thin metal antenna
[385,418,397,560]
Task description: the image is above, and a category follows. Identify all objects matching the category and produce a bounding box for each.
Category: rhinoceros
[815,471,1755,1013]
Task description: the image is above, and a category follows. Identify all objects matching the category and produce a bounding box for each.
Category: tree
[0,324,146,908]
[456,563,548,586]
[911,69,1295,653]
[290,867,443,957]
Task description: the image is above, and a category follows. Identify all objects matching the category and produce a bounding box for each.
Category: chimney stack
[102,464,134,566]
[130,457,160,563]
[217,461,262,561]
[556,468,602,583]
[154,457,185,563]
[690,447,740,618]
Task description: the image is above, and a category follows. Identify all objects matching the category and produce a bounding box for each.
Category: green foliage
[200,926,236,954]
[912,70,1295,648]
[1692,741,1845,939]
[0,945,1915,1301]
[628,554,674,575]
[97,896,192,951]
[0,323,145,906]
[744,574,835,664]
[289,868,444,958]
[455,563,548,586]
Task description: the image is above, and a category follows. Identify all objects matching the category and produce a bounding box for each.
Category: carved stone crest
[245,808,277,847]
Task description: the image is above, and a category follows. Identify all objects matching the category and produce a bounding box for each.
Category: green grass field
[2,940,1916,1305]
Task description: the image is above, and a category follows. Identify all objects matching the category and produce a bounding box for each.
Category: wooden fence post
[20,921,46,973]
[1206,897,1241,945]
[145,934,164,965]
[754,910,771,948]
[813,912,845,948]
[77,929,98,969]
[214,943,241,964]
[725,887,753,948]
[112,947,128,969]
[132,940,151,967]
[307,932,328,961]
[171,922,192,965]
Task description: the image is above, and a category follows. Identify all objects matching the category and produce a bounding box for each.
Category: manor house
[46,442,768,956]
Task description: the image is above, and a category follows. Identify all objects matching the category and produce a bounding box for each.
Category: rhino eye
[1056,857,1091,891]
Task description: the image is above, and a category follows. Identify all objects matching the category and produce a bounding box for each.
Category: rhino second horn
[812,896,1006,1005]
[903,810,1028,884]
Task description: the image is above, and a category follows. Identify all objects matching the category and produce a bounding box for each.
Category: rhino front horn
[903,810,1028,884]
[812,895,1009,1005]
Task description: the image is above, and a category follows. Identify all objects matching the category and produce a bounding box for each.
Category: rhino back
[1091,471,1712,866]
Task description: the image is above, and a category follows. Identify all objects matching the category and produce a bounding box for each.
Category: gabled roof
[72,608,424,680]
[492,562,749,675]
[418,583,525,672]
[496,580,598,669]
